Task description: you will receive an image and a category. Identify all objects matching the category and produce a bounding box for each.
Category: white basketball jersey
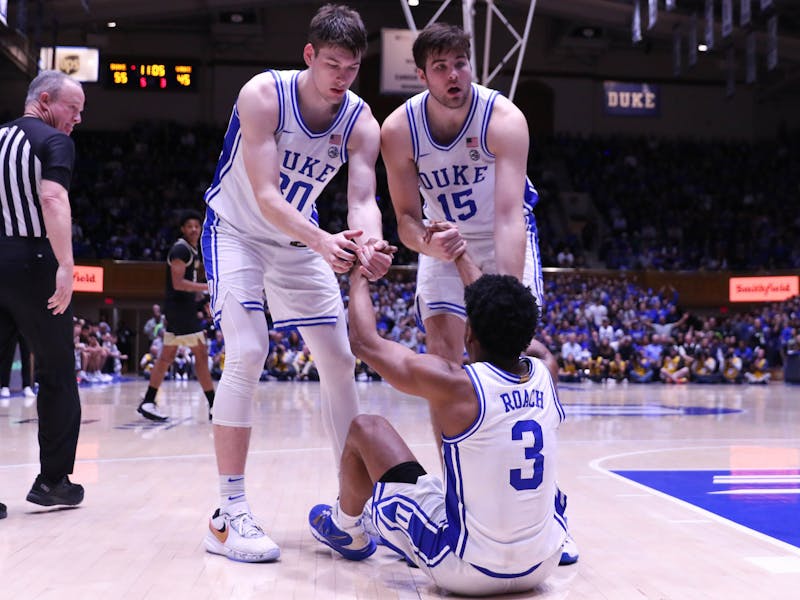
[442,357,566,576]
[204,70,365,244]
[405,83,537,240]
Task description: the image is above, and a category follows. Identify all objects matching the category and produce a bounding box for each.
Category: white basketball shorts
[370,474,560,596]
[202,218,343,329]
[416,232,542,324]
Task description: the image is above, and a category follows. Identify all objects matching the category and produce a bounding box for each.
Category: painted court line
[590,447,800,558]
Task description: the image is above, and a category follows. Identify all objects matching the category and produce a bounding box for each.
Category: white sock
[335,499,362,530]
[334,500,370,548]
[220,474,247,513]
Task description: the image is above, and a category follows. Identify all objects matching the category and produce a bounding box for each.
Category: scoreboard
[105,58,197,91]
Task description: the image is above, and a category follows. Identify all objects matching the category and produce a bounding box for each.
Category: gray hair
[25,70,79,106]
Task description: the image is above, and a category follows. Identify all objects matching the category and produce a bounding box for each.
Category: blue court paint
[613,469,800,548]
[566,404,742,417]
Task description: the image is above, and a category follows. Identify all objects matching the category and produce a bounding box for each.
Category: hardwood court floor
[1,378,799,600]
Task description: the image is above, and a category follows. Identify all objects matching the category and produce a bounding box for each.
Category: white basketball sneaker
[205,508,281,562]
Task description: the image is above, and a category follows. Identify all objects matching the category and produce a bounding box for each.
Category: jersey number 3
[510,419,544,491]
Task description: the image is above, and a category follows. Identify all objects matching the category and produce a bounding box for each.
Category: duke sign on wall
[603,81,660,116]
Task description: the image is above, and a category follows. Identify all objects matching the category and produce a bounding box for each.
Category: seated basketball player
[307,253,568,596]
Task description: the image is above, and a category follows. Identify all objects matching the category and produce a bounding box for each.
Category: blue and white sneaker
[309,503,376,561]
[559,533,579,565]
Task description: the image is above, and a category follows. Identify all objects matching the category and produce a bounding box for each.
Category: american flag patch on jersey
[466,136,478,147]
[329,133,342,145]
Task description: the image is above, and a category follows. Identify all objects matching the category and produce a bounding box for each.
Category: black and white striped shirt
[0,116,75,238]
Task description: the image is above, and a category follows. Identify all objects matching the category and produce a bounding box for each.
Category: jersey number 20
[510,419,544,490]
[280,173,314,212]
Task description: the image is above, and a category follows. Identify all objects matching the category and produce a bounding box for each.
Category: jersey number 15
[435,189,477,222]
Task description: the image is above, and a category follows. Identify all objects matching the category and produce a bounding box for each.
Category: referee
[0,70,85,516]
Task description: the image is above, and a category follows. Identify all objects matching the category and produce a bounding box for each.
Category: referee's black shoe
[0,501,6,519]
[26,475,84,507]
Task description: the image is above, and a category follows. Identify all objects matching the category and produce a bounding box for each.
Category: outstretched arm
[526,338,559,383]
[345,106,396,280]
[486,96,529,280]
[425,221,482,285]
[347,270,470,404]
[238,73,360,274]
[438,221,554,382]
[381,108,466,262]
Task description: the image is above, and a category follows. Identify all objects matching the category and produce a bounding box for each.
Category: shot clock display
[105,59,197,91]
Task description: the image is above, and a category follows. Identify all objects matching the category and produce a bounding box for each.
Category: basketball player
[380,24,577,564]
[201,4,393,562]
[0,70,85,513]
[381,22,544,367]
[308,257,567,595]
[137,210,216,421]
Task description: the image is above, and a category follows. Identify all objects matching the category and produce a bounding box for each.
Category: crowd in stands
[539,273,799,385]
[69,123,221,261]
[99,272,795,387]
[66,123,800,271]
[11,270,786,391]
[544,132,800,271]
[46,122,799,388]
[72,318,128,383]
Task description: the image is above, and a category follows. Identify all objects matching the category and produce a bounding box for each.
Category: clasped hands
[422,220,467,262]
[324,229,397,281]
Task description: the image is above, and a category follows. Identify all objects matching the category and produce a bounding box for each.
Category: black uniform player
[137,210,216,421]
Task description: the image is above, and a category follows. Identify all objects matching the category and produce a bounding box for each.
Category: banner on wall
[722,0,733,38]
[746,31,756,84]
[741,0,751,27]
[632,1,642,43]
[729,276,799,303]
[648,0,658,30]
[767,15,778,71]
[380,29,425,95]
[74,266,104,293]
[603,81,660,116]
[705,0,715,51]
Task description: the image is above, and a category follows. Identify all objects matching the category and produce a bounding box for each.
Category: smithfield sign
[73,265,104,293]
